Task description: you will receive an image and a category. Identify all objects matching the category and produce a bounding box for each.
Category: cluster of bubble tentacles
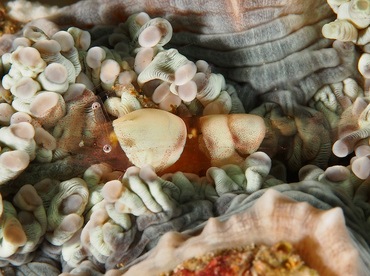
[0,12,244,186]
[0,153,368,275]
[0,6,369,276]
[0,11,249,274]
[313,0,370,181]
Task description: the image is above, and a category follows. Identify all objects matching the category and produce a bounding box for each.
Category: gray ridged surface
[46,0,360,110]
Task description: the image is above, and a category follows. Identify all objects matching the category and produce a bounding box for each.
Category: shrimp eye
[103,144,112,153]
[92,102,101,109]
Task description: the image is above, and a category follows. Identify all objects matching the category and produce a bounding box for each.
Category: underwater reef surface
[0,0,369,275]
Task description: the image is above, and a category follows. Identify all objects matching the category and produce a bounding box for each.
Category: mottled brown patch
[120,137,136,148]
[0,4,23,36]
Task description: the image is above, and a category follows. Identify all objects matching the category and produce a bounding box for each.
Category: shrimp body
[111,109,266,174]
[59,89,265,175]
